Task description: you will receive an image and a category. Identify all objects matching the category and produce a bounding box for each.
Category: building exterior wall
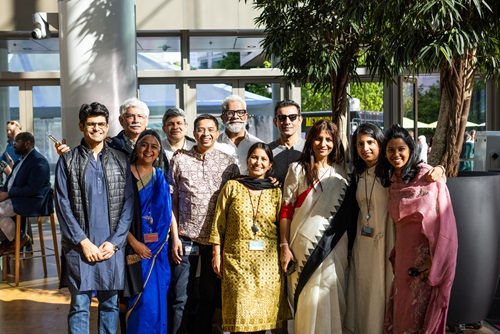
[0,0,260,34]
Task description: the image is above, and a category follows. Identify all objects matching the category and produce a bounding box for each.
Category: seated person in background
[0,132,51,255]
[0,160,12,188]
[2,121,22,167]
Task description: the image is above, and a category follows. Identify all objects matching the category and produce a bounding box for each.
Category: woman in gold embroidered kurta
[210,143,288,333]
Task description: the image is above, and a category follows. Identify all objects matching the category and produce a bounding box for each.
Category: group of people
[46,95,458,334]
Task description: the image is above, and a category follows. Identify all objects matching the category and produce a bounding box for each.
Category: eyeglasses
[276,114,299,122]
[223,109,247,117]
[85,122,108,129]
[195,127,218,134]
[124,113,148,120]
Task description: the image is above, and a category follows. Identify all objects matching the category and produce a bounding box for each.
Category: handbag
[122,246,144,297]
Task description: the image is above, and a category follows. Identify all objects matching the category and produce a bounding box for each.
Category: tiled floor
[0,221,498,334]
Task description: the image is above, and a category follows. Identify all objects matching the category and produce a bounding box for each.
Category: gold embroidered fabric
[210,180,289,332]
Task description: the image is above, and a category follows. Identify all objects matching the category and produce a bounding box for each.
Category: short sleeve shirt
[215,131,262,175]
[169,147,240,244]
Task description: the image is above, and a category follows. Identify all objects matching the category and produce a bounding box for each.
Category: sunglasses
[276,114,299,122]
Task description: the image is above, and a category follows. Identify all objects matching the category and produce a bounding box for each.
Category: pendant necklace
[247,188,264,236]
[364,168,376,222]
[136,163,155,230]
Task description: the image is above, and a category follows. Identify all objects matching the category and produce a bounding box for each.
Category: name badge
[144,232,158,243]
[361,226,374,237]
[249,240,264,251]
[184,244,200,256]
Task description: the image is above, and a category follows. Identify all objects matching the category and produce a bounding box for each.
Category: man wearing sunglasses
[216,95,262,174]
[268,100,305,184]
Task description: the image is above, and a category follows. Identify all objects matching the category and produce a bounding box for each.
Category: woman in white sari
[279,120,358,333]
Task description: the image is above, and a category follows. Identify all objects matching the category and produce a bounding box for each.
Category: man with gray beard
[215,95,262,174]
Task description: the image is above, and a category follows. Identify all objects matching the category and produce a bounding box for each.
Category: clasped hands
[80,238,116,262]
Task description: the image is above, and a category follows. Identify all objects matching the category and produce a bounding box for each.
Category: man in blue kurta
[55,102,134,334]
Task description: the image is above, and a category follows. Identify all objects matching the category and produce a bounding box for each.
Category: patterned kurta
[210,180,288,332]
[345,166,395,334]
[385,164,458,334]
[169,147,240,244]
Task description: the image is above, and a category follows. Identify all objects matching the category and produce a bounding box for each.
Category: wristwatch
[113,244,119,252]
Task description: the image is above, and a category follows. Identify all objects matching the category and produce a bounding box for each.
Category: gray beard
[225,121,246,134]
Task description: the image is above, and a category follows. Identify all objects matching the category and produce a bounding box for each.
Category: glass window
[137,37,181,71]
[189,36,267,70]
[139,84,177,138]
[195,83,233,117]
[243,82,275,143]
[349,81,384,133]
[3,38,60,72]
[416,74,486,139]
[32,85,61,183]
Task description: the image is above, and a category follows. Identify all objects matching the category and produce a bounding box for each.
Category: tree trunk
[428,49,476,177]
[330,63,350,155]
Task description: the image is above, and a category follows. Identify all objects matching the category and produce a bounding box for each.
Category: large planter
[446,171,500,326]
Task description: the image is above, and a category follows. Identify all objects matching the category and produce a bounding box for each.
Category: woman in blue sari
[126,130,172,333]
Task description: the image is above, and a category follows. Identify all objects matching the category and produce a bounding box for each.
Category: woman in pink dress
[378,125,458,334]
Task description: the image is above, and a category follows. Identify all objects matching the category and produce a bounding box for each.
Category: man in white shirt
[161,107,195,162]
[216,95,261,174]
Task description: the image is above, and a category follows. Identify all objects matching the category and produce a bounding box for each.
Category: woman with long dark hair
[344,122,395,334]
[379,125,457,334]
[279,119,358,333]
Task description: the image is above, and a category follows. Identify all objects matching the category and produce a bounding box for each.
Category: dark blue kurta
[56,151,134,291]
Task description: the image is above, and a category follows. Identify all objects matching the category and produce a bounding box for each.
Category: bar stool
[2,190,61,286]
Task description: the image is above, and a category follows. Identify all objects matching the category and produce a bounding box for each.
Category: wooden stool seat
[2,213,61,286]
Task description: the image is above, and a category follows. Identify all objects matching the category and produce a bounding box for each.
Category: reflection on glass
[137,36,181,71]
[189,36,266,70]
[403,79,416,133]
[139,84,177,138]
[32,86,61,182]
[349,82,385,133]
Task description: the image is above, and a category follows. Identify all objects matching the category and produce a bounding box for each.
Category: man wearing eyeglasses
[161,107,195,161]
[268,100,305,184]
[216,95,262,174]
[110,97,150,154]
[55,102,134,334]
[55,97,149,157]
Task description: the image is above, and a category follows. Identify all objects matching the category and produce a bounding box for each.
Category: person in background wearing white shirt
[216,95,262,174]
[161,107,195,162]
[418,135,428,163]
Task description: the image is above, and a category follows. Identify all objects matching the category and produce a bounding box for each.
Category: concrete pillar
[58,0,137,146]
[0,48,9,148]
